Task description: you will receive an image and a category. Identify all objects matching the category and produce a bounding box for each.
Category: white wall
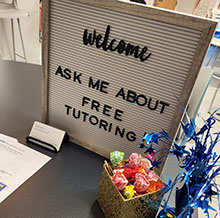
[176,0,196,14]
[0,0,40,64]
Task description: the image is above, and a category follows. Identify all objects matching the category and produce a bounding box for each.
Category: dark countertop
[0,60,105,218]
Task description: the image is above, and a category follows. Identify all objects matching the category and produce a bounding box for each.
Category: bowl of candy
[96,151,164,218]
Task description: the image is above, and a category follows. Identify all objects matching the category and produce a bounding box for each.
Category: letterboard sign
[42,0,216,160]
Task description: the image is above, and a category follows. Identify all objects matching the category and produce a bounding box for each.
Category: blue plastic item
[214,27,220,39]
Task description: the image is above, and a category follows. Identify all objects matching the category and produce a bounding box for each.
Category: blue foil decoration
[138,108,220,218]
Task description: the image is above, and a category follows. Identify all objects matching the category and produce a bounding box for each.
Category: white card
[28,121,66,152]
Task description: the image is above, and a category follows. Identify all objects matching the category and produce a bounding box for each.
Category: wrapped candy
[128,153,142,168]
[113,169,124,175]
[147,180,165,193]
[122,185,135,199]
[134,173,150,193]
[155,182,165,190]
[140,158,152,170]
[110,151,124,168]
[112,172,128,191]
[123,168,139,180]
[123,168,133,179]
[117,160,127,169]
[147,181,157,193]
[138,168,147,176]
[146,170,158,182]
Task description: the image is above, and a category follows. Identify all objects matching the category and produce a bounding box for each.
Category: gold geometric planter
[97,164,162,218]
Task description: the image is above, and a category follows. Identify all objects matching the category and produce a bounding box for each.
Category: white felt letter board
[42,0,216,160]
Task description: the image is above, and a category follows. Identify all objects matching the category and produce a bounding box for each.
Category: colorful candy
[123,168,138,179]
[123,168,133,179]
[116,160,127,169]
[138,168,147,176]
[110,152,164,199]
[155,182,165,190]
[123,167,147,181]
[134,173,150,193]
[123,185,135,199]
[140,158,152,169]
[147,180,165,193]
[128,153,142,168]
[110,151,124,168]
[112,172,128,191]
[146,170,158,182]
[113,169,124,175]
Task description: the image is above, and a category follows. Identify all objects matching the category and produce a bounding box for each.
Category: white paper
[29,121,65,152]
[0,134,18,143]
[0,134,51,203]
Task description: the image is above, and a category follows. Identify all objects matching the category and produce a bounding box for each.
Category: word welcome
[83,25,151,62]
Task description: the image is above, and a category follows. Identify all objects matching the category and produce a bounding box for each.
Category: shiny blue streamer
[138,107,220,218]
